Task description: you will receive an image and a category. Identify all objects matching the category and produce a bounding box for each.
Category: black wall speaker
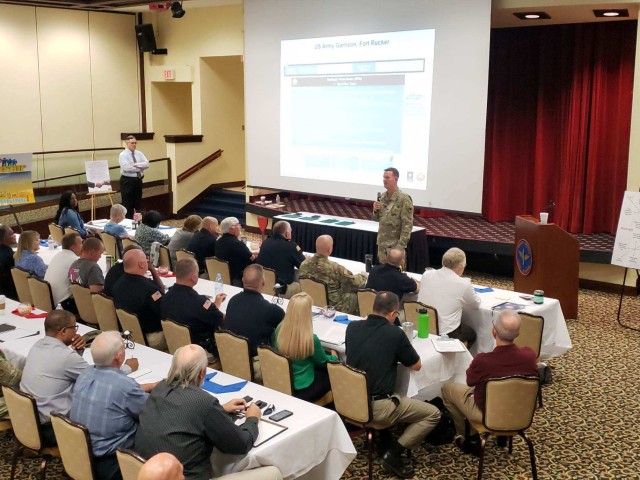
[135,24,158,52]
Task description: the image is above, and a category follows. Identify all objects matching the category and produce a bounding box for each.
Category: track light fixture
[170,1,185,18]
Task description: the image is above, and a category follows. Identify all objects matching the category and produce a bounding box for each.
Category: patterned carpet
[2,272,639,479]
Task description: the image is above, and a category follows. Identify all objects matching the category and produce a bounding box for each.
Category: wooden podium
[514,215,579,319]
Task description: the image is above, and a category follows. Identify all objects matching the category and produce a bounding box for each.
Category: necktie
[132,151,141,178]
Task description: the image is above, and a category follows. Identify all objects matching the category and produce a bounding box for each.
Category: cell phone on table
[269,410,293,422]
[243,395,253,402]
[255,400,267,408]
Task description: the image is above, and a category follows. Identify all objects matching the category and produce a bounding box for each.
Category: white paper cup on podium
[540,212,549,224]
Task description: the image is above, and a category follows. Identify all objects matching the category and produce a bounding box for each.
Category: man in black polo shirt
[346,291,440,479]
[162,258,226,355]
[187,216,219,275]
[365,247,419,301]
[215,217,254,287]
[103,245,163,297]
[255,220,305,298]
[224,264,284,359]
[112,249,166,351]
[0,225,17,299]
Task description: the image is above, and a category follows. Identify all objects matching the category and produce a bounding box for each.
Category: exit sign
[163,69,175,80]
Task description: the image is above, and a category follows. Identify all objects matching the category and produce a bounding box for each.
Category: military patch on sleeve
[296,245,301,252]
[203,299,211,310]
[151,291,162,301]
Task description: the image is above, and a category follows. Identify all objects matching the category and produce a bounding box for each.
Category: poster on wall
[0,153,35,206]
[85,160,113,193]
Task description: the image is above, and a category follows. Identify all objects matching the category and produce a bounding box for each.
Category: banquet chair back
[64,226,82,236]
[468,375,540,480]
[257,346,293,396]
[299,276,328,307]
[327,362,386,480]
[10,267,32,305]
[116,309,147,346]
[2,386,60,480]
[48,223,64,245]
[514,313,544,359]
[161,319,193,354]
[101,231,120,260]
[215,330,253,381]
[176,249,196,263]
[158,245,172,270]
[122,238,141,250]
[71,283,99,327]
[51,413,96,480]
[92,293,120,332]
[263,267,277,296]
[403,301,439,335]
[116,448,146,480]
[356,289,377,318]
[27,277,55,312]
[206,257,231,285]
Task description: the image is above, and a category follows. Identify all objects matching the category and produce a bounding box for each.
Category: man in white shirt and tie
[119,135,149,219]
[418,247,480,347]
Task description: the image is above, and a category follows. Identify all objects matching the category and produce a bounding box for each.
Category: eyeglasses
[60,324,79,332]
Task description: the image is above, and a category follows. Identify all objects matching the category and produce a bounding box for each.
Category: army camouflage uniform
[373,189,414,262]
[299,254,367,315]
[0,351,21,417]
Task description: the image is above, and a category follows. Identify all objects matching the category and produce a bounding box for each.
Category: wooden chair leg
[40,455,50,480]
[520,432,538,480]
[476,433,488,480]
[508,436,513,454]
[367,430,373,480]
[10,441,22,480]
[537,388,543,409]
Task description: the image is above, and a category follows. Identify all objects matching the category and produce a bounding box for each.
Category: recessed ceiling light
[593,9,629,18]
[513,12,551,20]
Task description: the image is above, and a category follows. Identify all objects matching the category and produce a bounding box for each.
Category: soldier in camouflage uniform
[373,167,414,263]
[299,235,367,315]
[0,350,21,417]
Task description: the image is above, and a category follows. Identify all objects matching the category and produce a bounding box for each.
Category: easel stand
[616,268,640,332]
[86,191,116,221]
[1,205,23,232]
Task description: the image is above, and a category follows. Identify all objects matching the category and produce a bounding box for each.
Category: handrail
[32,157,170,184]
[32,147,122,155]
[177,149,223,183]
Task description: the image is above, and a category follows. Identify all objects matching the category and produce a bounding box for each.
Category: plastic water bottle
[417,308,430,339]
[276,194,281,204]
[47,235,55,250]
[215,273,224,297]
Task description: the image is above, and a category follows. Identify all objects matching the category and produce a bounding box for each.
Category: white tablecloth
[86,218,178,239]
[0,298,355,480]
[276,211,424,234]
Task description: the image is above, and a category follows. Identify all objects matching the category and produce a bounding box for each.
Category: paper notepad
[431,337,466,353]
[314,322,346,345]
[128,368,152,380]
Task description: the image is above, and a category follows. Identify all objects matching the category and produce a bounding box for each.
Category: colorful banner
[0,153,35,206]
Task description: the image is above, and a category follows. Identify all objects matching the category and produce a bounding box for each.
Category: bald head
[201,216,219,235]
[315,235,333,256]
[385,248,405,267]
[242,264,264,292]
[138,453,185,480]
[123,249,147,275]
[493,310,521,343]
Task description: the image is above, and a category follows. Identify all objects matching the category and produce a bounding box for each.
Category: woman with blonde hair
[167,214,203,263]
[14,230,47,279]
[274,292,337,402]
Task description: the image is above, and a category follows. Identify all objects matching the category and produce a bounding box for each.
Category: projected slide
[280,30,435,190]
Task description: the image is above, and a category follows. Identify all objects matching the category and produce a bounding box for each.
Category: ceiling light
[170,1,185,18]
[594,9,629,18]
[513,11,551,20]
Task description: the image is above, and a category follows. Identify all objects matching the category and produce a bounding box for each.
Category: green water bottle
[417,308,429,338]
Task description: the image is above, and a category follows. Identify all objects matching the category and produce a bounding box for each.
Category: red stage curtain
[483,21,636,234]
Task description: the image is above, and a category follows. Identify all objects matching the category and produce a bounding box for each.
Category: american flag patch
[203,300,211,310]
[151,291,162,301]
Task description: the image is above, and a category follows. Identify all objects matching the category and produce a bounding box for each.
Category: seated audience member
[167,215,202,264]
[0,350,21,417]
[44,232,82,310]
[0,224,17,299]
[104,203,129,239]
[442,310,539,456]
[215,217,254,287]
[103,244,163,297]
[187,216,219,274]
[55,190,94,239]
[274,292,337,402]
[20,310,87,447]
[162,259,226,355]
[138,453,185,480]
[112,249,166,351]
[69,237,106,293]
[135,210,170,255]
[225,264,285,357]
[135,345,261,480]
[366,247,418,304]
[418,247,480,347]
[70,332,152,480]
[256,220,305,298]
[299,235,367,315]
[346,292,440,478]
[14,230,47,279]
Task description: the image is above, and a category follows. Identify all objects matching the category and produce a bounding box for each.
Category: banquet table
[0,298,356,480]
[275,211,429,272]
[85,218,178,239]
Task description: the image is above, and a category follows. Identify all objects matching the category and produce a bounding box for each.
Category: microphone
[377,192,382,202]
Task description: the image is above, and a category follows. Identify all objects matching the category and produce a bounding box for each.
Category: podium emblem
[516,239,532,275]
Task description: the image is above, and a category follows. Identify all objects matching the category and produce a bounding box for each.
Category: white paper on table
[128,368,152,380]
[88,219,108,226]
[313,322,346,345]
[0,327,40,342]
[493,292,512,301]
[431,337,466,353]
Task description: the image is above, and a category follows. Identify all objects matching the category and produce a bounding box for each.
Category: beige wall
[0,5,140,183]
